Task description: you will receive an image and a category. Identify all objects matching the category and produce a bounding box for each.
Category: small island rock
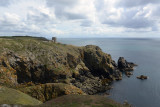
[118,57,137,72]
[137,75,148,80]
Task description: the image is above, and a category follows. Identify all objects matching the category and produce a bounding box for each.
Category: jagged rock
[72,75,109,95]
[125,71,133,77]
[18,83,85,102]
[118,57,137,72]
[67,53,80,68]
[137,75,148,80]
[83,45,117,79]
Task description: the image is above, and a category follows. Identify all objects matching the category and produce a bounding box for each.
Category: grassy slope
[0,36,80,87]
[0,36,79,54]
[40,95,130,107]
[0,86,42,105]
[0,36,80,66]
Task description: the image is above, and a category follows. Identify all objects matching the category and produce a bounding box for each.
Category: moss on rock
[18,83,85,102]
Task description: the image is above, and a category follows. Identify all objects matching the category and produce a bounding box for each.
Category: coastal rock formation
[0,36,137,102]
[118,57,137,71]
[137,75,148,80]
[125,71,133,77]
[18,83,85,102]
[118,57,137,77]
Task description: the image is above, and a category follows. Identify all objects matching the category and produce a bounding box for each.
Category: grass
[0,36,80,65]
[40,95,130,107]
[0,86,42,106]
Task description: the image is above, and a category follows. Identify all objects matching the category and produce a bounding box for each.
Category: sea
[58,38,160,107]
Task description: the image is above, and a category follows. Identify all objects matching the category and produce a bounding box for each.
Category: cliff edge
[0,36,135,106]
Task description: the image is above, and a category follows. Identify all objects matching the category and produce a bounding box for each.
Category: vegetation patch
[0,86,42,105]
[40,95,130,107]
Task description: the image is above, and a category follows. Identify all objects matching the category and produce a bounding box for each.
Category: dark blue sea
[58,38,160,107]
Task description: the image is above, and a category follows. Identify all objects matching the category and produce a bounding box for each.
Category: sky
[0,0,160,38]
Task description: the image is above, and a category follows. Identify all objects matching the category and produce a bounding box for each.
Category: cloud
[102,8,155,29]
[0,0,160,37]
[94,0,105,11]
[62,12,86,20]
[97,1,159,32]
[26,7,56,25]
[46,0,86,20]
[0,0,11,7]
[116,0,160,8]
[46,0,77,7]
[0,13,20,29]
[80,20,93,27]
[0,4,63,37]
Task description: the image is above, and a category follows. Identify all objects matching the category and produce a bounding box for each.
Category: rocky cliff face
[0,36,136,102]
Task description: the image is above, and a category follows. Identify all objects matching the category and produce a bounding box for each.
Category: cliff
[0,36,135,106]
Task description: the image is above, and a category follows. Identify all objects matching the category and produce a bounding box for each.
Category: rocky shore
[0,36,136,106]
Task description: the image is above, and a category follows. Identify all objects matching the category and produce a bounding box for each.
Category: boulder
[125,71,133,77]
[137,75,148,80]
[118,57,137,72]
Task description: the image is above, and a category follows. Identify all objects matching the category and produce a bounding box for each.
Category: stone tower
[52,37,56,43]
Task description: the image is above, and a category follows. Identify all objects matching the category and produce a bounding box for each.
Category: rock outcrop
[0,36,137,102]
[18,83,85,102]
[137,75,148,80]
[118,57,137,77]
[118,57,137,71]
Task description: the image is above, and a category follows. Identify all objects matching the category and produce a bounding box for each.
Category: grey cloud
[0,19,21,34]
[27,13,50,25]
[0,10,51,36]
[80,20,93,27]
[152,26,158,31]
[121,18,153,28]
[116,0,160,7]
[0,21,15,27]
[0,5,59,37]
[64,13,86,20]
[103,17,154,29]
[0,18,43,36]
[46,0,77,7]
[103,9,155,29]
[151,6,160,17]
[26,8,56,26]
[46,0,86,20]
[0,0,11,7]
[53,7,86,20]
[94,0,105,11]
